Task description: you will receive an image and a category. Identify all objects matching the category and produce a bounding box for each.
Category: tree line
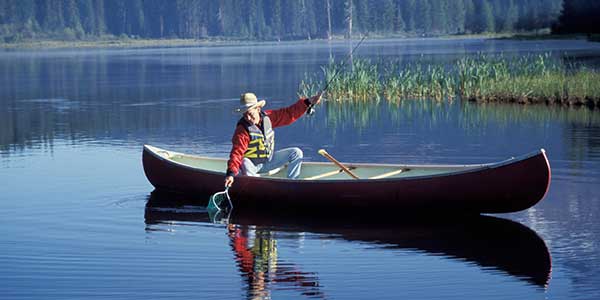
[553,0,600,34]
[0,0,564,42]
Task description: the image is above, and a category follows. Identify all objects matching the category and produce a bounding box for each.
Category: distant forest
[553,0,600,34]
[0,0,594,42]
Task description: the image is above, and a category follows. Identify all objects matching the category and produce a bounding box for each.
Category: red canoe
[142,145,551,214]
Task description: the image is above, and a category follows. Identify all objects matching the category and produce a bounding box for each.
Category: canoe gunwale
[143,144,548,183]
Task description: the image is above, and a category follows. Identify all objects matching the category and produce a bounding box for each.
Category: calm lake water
[1,38,600,299]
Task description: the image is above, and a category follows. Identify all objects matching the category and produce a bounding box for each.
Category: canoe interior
[148,145,484,180]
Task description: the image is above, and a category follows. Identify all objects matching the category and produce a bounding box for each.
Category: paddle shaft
[307,35,367,115]
[318,149,359,179]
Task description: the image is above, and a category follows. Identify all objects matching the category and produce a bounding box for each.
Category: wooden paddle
[318,149,360,179]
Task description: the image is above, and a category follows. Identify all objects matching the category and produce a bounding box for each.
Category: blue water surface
[1,38,600,300]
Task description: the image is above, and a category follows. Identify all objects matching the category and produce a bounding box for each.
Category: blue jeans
[241,147,303,179]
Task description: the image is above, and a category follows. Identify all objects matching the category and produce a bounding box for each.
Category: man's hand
[309,92,322,105]
[225,176,234,188]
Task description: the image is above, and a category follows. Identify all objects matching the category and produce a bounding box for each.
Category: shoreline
[467,95,600,110]
[0,38,251,50]
[1,32,596,51]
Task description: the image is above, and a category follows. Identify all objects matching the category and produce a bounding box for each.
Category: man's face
[244,106,261,125]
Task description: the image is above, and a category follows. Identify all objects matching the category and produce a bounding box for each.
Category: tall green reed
[299,52,600,107]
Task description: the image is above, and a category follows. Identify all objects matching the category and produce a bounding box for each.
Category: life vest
[238,112,275,164]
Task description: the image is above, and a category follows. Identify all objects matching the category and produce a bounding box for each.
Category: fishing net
[207,187,232,212]
[207,207,231,224]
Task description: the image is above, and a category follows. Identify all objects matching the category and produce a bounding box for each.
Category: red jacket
[226,98,310,177]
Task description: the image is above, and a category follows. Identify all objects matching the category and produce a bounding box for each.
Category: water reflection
[227,224,325,299]
[321,97,600,130]
[2,41,600,153]
[4,91,599,154]
[2,43,600,163]
[145,191,552,290]
[566,123,600,163]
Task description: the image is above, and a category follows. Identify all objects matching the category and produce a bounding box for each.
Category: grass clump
[299,53,600,109]
[300,59,381,101]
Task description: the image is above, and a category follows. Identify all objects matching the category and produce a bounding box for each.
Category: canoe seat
[157,150,171,159]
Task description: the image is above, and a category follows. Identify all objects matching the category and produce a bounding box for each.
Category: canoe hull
[142,146,551,214]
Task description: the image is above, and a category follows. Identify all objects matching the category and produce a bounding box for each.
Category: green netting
[207,187,232,212]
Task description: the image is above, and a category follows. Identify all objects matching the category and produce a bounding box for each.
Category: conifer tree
[344,0,352,38]
[481,0,495,32]
[416,0,432,34]
[394,0,405,33]
[63,0,82,37]
[402,0,417,33]
[381,0,396,34]
[431,0,448,33]
[503,0,518,32]
[447,0,466,34]
[270,0,282,40]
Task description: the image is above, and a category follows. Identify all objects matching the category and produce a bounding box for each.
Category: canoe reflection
[145,191,552,293]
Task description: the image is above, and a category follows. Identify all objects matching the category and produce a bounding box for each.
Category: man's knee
[241,158,259,176]
[291,147,303,160]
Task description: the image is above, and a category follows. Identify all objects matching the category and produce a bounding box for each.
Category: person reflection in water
[224,92,322,188]
[227,224,325,299]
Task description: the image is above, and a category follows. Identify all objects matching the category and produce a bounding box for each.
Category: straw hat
[237,92,266,113]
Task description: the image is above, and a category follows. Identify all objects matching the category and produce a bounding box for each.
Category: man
[224,92,321,187]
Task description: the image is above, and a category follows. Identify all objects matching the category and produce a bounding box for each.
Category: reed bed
[298,53,600,108]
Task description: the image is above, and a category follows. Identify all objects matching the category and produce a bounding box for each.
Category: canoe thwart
[369,168,409,179]
[305,167,357,180]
